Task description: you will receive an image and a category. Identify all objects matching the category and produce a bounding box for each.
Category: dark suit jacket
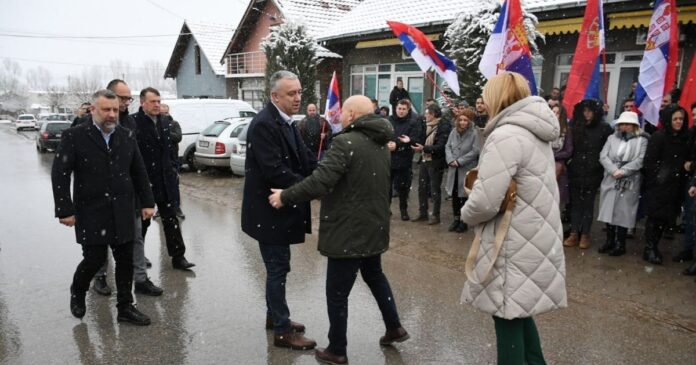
[241,102,317,244]
[131,108,179,205]
[51,123,154,245]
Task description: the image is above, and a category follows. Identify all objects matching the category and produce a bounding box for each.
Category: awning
[609,6,696,30]
[355,34,440,49]
[536,5,696,36]
[536,17,584,35]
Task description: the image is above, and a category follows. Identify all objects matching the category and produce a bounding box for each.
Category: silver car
[229,122,250,176]
[194,118,250,169]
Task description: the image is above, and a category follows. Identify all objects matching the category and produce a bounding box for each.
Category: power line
[144,0,185,20]
[0,29,233,40]
[1,56,165,71]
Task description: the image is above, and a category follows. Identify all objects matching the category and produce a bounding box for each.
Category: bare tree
[109,59,133,82]
[44,86,69,113]
[66,66,104,103]
[25,66,53,92]
[0,59,23,93]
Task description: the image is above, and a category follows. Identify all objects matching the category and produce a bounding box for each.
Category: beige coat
[460,96,567,319]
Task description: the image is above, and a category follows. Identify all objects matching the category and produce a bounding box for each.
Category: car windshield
[238,111,257,118]
[47,115,67,121]
[238,124,250,142]
[201,121,230,137]
[19,115,34,120]
[46,123,71,132]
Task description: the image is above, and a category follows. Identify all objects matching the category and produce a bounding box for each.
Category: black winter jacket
[388,113,421,170]
[567,99,613,189]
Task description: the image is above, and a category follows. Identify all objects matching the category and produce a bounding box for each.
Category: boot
[643,220,664,265]
[673,250,694,263]
[578,234,591,249]
[563,232,579,247]
[400,209,410,221]
[609,226,627,256]
[682,261,696,276]
[448,218,461,232]
[455,221,468,233]
[598,224,616,253]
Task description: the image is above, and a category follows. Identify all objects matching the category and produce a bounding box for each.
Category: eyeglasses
[117,95,134,102]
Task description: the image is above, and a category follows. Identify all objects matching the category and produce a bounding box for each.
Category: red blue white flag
[563,0,605,118]
[479,0,537,95]
[387,21,460,95]
[324,71,342,133]
[636,0,679,126]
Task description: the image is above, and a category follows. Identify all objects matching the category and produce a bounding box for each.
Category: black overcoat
[51,123,154,245]
[388,114,422,170]
[643,124,691,221]
[418,118,453,170]
[241,102,317,244]
[567,99,614,190]
[131,108,179,204]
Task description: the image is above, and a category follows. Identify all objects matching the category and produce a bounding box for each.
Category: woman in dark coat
[551,104,573,207]
[564,99,613,249]
[642,105,691,264]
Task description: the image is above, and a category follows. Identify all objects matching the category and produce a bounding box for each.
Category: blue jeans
[326,255,402,356]
[258,243,292,334]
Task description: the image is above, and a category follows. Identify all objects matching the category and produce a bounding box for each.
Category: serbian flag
[636,0,679,126]
[679,51,696,127]
[387,21,460,95]
[324,71,342,133]
[479,0,537,95]
[563,0,605,118]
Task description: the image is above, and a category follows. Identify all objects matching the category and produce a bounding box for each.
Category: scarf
[422,119,439,162]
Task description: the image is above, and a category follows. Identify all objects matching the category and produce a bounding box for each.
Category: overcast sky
[0,0,248,85]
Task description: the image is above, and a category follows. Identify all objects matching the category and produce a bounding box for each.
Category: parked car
[229,122,250,176]
[129,99,257,170]
[15,114,37,131]
[36,121,71,152]
[194,118,250,169]
[37,114,70,130]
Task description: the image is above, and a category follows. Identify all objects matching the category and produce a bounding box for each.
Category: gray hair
[92,89,117,103]
[269,70,299,92]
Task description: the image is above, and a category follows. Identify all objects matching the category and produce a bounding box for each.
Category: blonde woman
[445,108,480,233]
[597,112,648,256]
[461,72,567,364]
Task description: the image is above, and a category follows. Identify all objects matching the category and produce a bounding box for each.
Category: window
[230,123,247,138]
[242,90,263,111]
[194,45,201,75]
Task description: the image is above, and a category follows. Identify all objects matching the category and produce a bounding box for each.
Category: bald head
[340,95,375,127]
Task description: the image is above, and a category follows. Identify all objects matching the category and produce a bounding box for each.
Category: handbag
[463,169,517,285]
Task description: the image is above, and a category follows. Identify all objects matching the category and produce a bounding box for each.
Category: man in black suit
[132,87,194,271]
[241,70,317,350]
[52,89,155,325]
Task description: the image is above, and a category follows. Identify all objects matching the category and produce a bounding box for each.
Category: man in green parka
[268,95,410,364]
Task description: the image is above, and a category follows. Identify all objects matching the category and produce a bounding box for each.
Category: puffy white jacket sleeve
[460,130,521,226]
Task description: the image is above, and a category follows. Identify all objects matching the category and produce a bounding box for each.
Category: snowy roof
[317,0,632,41]
[165,21,235,78]
[186,22,236,75]
[275,0,363,37]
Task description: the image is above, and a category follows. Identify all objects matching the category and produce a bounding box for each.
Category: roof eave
[164,23,191,79]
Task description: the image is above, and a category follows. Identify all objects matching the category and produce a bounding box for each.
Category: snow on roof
[317,0,631,41]
[185,22,235,75]
[275,0,363,38]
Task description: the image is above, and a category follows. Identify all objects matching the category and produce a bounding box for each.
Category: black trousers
[142,201,186,258]
[326,255,402,356]
[569,185,598,235]
[72,242,134,309]
[391,168,412,211]
[451,172,467,217]
[418,161,444,217]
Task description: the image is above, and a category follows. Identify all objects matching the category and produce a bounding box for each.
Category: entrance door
[407,77,424,114]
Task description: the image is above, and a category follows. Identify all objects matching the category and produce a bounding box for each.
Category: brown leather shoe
[379,327,410,346]
[563,232,579,247]
[273,332,316,350]
[579,234,591,249]
[315,347,348,364]
[265,316,306,333]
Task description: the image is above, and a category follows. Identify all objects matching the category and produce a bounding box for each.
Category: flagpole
[425,71,455,109]
[602,47,608,105]
[317,119,326,160]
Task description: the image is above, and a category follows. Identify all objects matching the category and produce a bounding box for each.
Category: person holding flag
[324,71,343,134]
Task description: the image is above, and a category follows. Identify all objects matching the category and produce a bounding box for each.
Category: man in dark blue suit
[241,71,317,350]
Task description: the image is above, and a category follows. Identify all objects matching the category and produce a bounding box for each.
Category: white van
[132,99,257,170]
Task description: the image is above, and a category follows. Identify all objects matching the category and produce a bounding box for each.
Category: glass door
[407,77,424,114]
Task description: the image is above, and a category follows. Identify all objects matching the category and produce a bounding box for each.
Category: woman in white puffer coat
[461,72,567,365]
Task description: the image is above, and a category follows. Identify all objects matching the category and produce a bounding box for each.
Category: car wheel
[185,149,199,172]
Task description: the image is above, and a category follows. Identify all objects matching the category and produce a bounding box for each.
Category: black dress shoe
[379,326,410,345]
[175,207,185,219]
[448,220,460,232]
[400,210,410,221]
[117,305,151,326]
[411,215,428,222]
[135,278,163,296]
[145,257,152,268]
[455,221,468,233]
[70,287,86,319]
[315,347,348,364]
[172,256,195,270]
[93,275,112,296]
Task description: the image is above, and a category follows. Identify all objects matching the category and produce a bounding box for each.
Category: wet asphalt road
[0,124,695,364]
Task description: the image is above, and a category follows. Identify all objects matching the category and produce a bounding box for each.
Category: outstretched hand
[268,188,284,209]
